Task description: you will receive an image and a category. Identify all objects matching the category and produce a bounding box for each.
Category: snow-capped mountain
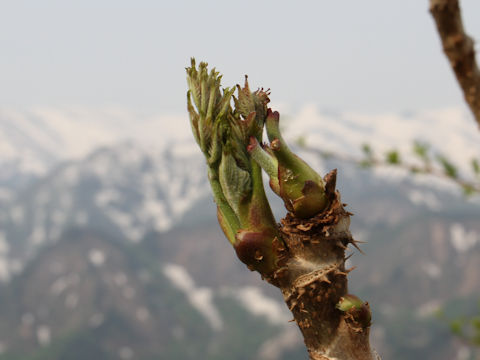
[0,107,191,199]
[0,105,479,360]
[0,141,209,280]
[1,105,479,282]
[1,105,479,180]
[283,106,480,175]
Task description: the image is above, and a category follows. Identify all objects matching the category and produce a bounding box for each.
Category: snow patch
[89,313,105,328]
[36,326,51,346]
[456,346,472,360]
[422,262,441,279]
[450,223,478,253]
[10,206,24,224]
[408,190,442,211]
[50,276,69,296]
[416,300,442,318]
[95,188,122,208]
[223,286,290,325]
[88,249,106,266]
[163,263,223,331]
[0,188,12,203]
[0,341,7,354]
[29,226,46,246]
[257,327,302,360]
[118,346,134,360]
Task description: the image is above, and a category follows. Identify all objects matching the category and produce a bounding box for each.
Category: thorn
[320,275,331,284]
[350,240,365,255]
[296,287,307,299]
[346,266,357,273]
[335,241,348,250]
[353,239,367,244]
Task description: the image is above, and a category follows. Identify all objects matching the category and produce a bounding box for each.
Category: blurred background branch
[430,0,480,127]
[297,139,480,196]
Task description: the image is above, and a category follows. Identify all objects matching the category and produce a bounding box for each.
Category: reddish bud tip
[247,136,258,153]
[266,108,280,121]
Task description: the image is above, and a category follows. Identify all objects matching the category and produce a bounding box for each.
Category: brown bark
[430,0,480,127]
[256,170,378,360]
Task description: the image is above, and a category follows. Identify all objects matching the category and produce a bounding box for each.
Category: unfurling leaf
[219,151,252,216]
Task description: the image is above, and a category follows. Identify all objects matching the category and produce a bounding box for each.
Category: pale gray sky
[1,1,480,115]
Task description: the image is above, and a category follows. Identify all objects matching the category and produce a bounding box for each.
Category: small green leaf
[386,150,401,165]
[433,308,445,320]
[436,155,458,179]
[361,143,372,156]
[336,294,364,312]
[413,141,429,160]
[359,143,374,168]
[471,316,480,330]
[450,319,464,336]
[472,158,480,176]
[462,184,476,197]
[360,160,373,168]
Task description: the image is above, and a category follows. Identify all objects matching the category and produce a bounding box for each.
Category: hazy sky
[1,1,480,115]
